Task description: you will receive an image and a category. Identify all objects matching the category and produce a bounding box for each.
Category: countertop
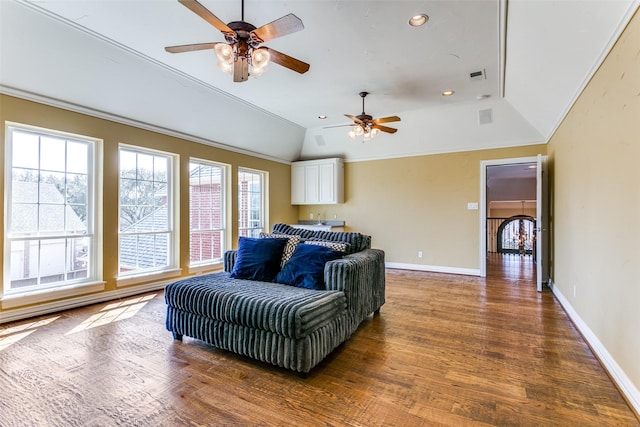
[290,220,345,231]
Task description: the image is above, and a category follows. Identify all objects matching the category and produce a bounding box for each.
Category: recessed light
[441,90,455,97]
[318,115,327,119]
[408,14,429,27]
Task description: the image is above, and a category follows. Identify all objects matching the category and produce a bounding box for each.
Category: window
[118,146,176,276]
[238,168,265,238]
[189,159,227,265]
[4,123,98,294]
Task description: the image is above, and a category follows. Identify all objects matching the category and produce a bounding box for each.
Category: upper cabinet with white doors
[291,158,344,205]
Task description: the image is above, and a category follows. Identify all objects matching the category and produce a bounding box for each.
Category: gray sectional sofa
[164,223,385,373]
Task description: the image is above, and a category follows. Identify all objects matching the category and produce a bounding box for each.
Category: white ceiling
[1,0,637,163]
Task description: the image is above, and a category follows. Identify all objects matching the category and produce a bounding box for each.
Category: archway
[497,215,536,256]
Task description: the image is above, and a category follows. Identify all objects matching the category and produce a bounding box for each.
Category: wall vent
[469,69,486,81]
[478,108,493,125]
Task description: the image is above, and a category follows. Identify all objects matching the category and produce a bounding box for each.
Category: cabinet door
[291,165,306,204]
[305,165,320,203]
[318,162,335,203]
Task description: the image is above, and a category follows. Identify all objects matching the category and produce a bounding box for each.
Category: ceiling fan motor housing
[227,21,262,46]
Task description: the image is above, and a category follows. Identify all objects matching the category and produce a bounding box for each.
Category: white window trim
[3,122,103,298]
[238,167,268,237]
[188,158,230,268]
[116,144,179,281]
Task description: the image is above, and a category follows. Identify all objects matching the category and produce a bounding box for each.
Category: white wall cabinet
[291,158,344,205]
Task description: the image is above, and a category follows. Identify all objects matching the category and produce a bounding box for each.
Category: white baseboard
[551,280,640,417]
[0,280,170,324]
[385,262,481,276]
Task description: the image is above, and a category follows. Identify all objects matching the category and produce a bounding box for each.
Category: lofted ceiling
[1,0,637,163]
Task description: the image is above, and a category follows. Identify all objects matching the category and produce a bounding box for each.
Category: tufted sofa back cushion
[271,223,371,255]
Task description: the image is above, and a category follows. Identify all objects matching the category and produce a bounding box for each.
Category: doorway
[480,156,548,289]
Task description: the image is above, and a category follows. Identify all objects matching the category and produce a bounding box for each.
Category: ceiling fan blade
[252,14,304,43]
[264,47,310,74]
[178,0,233,33]
[234,57,249,83]
[165,42,220,53]
[373,124,398,134]
[373,116,401,124]
[345,114,364,125]
[323,124,354,129]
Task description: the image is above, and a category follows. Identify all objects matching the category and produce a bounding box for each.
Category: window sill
[188,262,223,275]
[116,268,182,288]
[1,281,106,310]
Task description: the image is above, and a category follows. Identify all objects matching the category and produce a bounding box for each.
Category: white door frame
[479,156,539,278]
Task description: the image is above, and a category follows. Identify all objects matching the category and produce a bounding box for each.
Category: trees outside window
[4,124,97,293]
[118,146,175,275]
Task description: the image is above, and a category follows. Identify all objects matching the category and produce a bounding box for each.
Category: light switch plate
[467,202,479,210]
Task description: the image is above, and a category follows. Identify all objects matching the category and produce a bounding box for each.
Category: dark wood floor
[1,256,637,426]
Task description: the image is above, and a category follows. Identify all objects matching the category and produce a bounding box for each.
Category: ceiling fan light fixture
[217,60,233,74]
[371,128,380,137]
[251,48,270,70]
[251,65,267,77]
[214,43,234,64]
[348,129,356,139]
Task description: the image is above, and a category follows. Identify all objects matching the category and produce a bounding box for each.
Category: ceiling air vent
[469,69,486,81]
[478,108,493,125]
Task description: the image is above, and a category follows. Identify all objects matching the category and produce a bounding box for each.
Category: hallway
[487,252,537,284]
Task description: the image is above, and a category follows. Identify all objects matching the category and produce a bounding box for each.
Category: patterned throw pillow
[274,244,344,290]
[259,233,301,266]
[304,240,347,253]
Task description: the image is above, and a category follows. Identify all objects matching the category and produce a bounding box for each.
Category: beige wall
[547,10,640,393]
[299,144,545,270]
[0,94,297,311]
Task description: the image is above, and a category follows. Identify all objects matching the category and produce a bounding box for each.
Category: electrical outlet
[309,213,313,219]
[418,251,423,258]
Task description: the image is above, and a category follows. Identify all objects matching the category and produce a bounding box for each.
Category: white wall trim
[550,280,640,416]
[1,282,106,310]
[0,86,292,166]
[0,280,171,325]
[386,262,480,277]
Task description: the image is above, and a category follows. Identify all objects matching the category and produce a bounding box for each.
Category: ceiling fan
[327,92,401,141]
[165,0,310,82]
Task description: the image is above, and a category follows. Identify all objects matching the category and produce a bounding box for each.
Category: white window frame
[3,122,102,299]
[238,167,267,238]
[188,158,229,268]
[117,145,179,280]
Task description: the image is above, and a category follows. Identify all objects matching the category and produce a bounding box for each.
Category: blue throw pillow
[230,237,288,281]
[275,243,344,290]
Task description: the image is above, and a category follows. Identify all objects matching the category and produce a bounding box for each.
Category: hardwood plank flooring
[0,258,637,426]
